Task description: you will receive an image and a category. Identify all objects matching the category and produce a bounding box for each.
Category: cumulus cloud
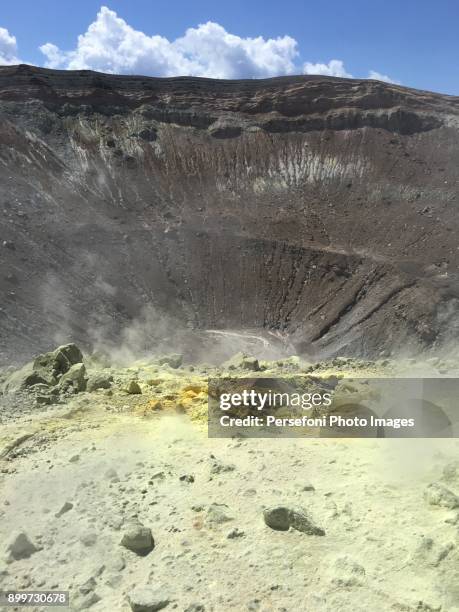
[0,26,20,65]
[303,61,398,85]
[368,69,400,84]
[1,7,399,85]
[39,6,299,78]
[303,59,352,78]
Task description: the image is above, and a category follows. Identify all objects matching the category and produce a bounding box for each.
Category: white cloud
[303,60,398,85]
[0,8,400,86]
[368,69,399,84]
[303,59,353,78]
[39,6,299,78]
[0,26,20,65]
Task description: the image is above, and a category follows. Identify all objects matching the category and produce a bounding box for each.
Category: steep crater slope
[0,65,458,364]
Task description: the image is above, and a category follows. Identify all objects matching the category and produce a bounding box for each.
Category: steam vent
[1,64,459,363]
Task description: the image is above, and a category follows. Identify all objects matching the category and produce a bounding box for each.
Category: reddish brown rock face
[0,65,458,363]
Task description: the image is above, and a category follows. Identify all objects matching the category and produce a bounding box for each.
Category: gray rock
[55,501,73,518]
[56,343,84,366]
[289,508,326,536]
[127,585,170,611]
[210,459,236,475]
[2,363,48,393]
[59,363,87,393]
[223,353,259,372]
[120,520,154,556]
[124,380,142,394]
[87,373,113,392]
[79,577,96,595]
[5,531,38,561]
[106,555,125,572]
[185,606,205,612]
[227,528,245,539]
[157,354,183,369]
[263,505,325,535]
[424,483,459,509]
[205,503,234,525]
[34,343,84,386]
[179,474,195,483]
[263,506,290,531]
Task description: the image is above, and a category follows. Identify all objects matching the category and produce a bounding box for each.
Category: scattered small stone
[424,483,459,509]
[79,577,96,595]
[55,501,73,518]
[127,585,170,611]
[289,508,326,535]
[263,506,290,531]
[106,555,126,572]
[5,531,38,561]
[263,506,325,535]
[414,537,454,567]
[227,528,245,539]
[120,520,154,556]
[205,503,234,525]
[210,459,236,475]
[125,380,142,395]
[328,555,365,587]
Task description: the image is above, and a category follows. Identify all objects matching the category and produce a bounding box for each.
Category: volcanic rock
[263,505,325,535]
[120,520,154,555]
[127,585,170,612]
[5,531,38,561]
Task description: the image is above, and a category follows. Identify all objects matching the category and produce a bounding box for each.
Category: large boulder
[2,363,48,393]
[58,363,87,393]
[33,343,83,385]
[3,344,84,394]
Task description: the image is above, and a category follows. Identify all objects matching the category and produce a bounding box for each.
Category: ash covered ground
[0,344,458,611]
[1,66,459,611]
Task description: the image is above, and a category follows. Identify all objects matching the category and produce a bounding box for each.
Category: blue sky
[0,0,458,94]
